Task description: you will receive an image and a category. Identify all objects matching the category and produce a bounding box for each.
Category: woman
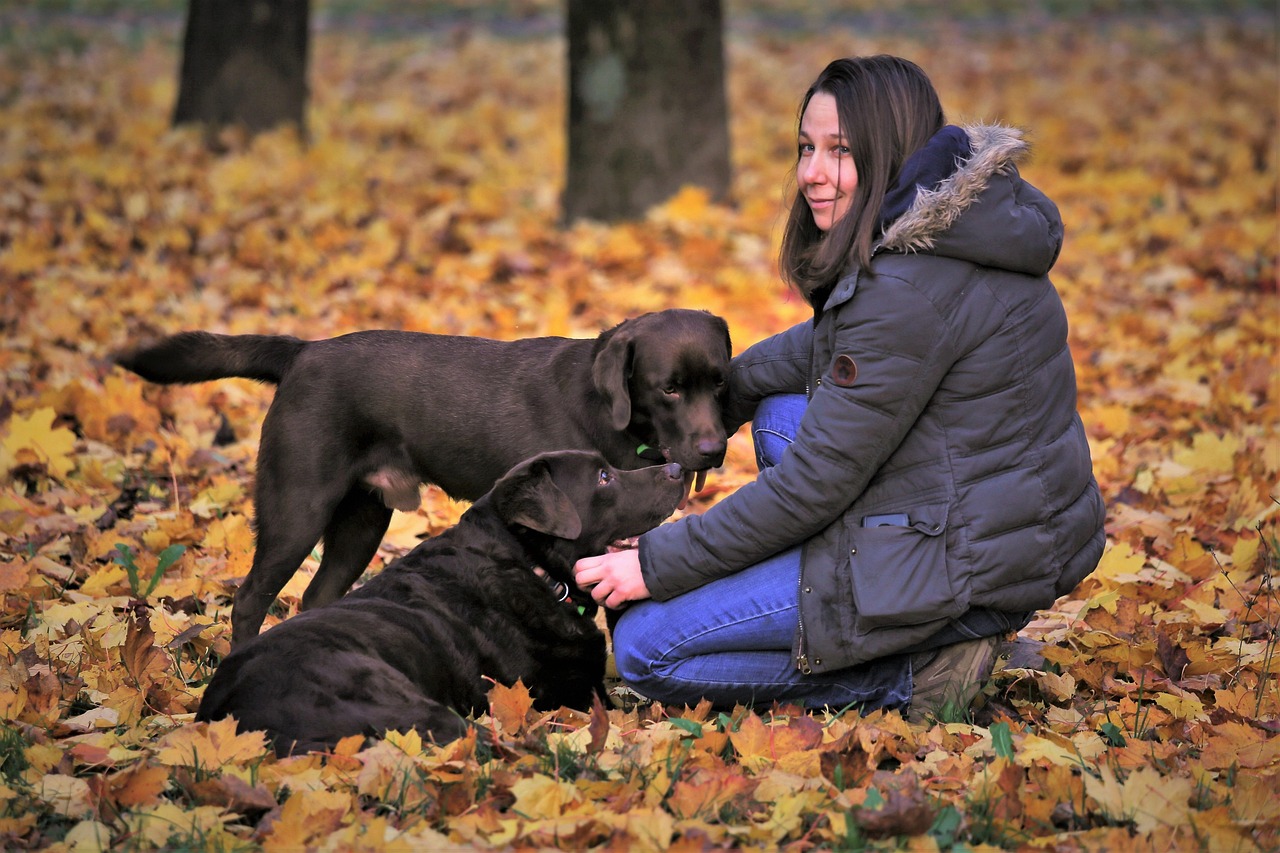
[574,55,1105,721]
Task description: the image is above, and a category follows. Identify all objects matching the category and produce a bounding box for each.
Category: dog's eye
[663,386,678,396]
[597,468,613,486]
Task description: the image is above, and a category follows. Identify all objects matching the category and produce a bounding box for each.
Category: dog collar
[545,575,571,603]
[534,567,571,602]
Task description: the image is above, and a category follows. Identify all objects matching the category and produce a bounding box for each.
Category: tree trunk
[173,0,310,140]
[563,0,731,223]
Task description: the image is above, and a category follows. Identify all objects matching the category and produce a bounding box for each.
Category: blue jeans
[613,393,1023,711]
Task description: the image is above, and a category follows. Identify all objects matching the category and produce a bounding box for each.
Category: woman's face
[797,91,856,232]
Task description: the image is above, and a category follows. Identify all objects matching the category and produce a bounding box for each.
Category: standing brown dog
[196,450,688,755]
[114,309,731,645]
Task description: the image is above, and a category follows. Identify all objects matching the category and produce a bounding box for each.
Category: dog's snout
[662,462,683,480]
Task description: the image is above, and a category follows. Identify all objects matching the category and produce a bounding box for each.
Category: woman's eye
[597,469,613,486]
[798,143,814,155]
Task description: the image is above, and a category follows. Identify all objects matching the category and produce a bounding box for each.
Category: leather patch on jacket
[830,354,858,387]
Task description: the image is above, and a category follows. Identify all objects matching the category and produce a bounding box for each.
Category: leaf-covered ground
[1,3,1277,850]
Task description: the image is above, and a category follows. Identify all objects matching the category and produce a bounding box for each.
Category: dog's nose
[662,462,683,480]
[697,437,726,459]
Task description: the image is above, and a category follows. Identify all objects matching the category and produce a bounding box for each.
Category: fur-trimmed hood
[878,124,1063,277]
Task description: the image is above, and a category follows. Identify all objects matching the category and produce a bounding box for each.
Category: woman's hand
[573,549,651,609]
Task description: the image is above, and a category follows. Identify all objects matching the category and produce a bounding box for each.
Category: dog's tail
[114,331,306,385]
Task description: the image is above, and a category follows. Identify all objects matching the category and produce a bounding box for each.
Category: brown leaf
[852,769,935,838]
[587,692,610,754]
[121,613,167,684]
[1155,629,1191,682]
[189,773,278,813]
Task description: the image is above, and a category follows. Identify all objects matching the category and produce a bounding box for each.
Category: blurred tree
[173,0,310,141]
[563,0,732,222]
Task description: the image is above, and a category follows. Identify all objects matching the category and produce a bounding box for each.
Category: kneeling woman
[574,54,1105,721]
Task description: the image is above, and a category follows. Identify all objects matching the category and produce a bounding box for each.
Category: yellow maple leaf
[1199,720,1280,769]
[1085,765,1194,836]
[38,774,94,819]
[262,788,355,851]
[1092,541,1148,583]
[1014,733,1080,767]
[189,479,246,519]
[154,718,268,771]
[0,407,77,481]
[509,775,582,820]
[201,514,255,578]
[622,807,676,850]
[1154,691,1207,721]
[1171,430,1240,477]
[122,803,238,850]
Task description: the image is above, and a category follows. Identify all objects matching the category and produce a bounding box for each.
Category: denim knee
[752,393,807,470]
[610,611,655,687]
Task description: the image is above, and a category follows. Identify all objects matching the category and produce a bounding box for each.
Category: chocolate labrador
[195,450,686,755]
[114,309,730,645]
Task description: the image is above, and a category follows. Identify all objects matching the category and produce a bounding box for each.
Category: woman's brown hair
[779,55,945,299]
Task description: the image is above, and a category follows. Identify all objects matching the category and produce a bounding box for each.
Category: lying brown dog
[195,450,686,755]
[114,309,730,645]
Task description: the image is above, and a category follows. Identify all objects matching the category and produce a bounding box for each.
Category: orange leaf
[488,680,534,734]
[107,763,172,808]
[667,766,756,820]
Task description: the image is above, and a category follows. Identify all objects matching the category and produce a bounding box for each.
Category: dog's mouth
[649,446,711,510]
[678,470,708,510]
[650,440,721,507]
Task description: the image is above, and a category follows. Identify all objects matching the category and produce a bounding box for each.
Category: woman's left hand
[573,549,651,609]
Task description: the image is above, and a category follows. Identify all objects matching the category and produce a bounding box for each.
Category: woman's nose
[801,157,825,186]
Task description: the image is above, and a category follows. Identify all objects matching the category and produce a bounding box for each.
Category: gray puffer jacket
[639,124,1105,672]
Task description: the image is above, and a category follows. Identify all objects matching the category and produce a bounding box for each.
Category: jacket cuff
[638,527,675,602]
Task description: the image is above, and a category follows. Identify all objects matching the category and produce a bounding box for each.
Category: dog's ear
[712,312,733,362]
[493,459,583,540]
[592,325,634,431]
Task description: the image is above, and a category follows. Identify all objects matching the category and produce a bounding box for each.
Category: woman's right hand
[573,549,651,609]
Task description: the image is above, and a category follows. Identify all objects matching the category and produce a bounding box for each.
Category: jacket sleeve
[640,271,958,600]
[722,320,814,432]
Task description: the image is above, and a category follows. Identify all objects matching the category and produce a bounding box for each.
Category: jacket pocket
[847,504,958,628]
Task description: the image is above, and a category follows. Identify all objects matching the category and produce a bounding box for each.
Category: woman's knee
[752,393,807,470]
[610,609,659,685]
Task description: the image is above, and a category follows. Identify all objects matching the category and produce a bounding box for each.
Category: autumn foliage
[1,5,1277,850]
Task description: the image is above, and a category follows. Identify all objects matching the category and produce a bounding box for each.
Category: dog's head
[489,450,685,577]
[591,309,732,476]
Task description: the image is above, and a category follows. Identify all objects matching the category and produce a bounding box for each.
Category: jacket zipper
[796,594,812,674]
[796,350,816,674]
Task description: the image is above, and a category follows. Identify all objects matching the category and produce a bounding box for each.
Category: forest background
[0,0,1276,850]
